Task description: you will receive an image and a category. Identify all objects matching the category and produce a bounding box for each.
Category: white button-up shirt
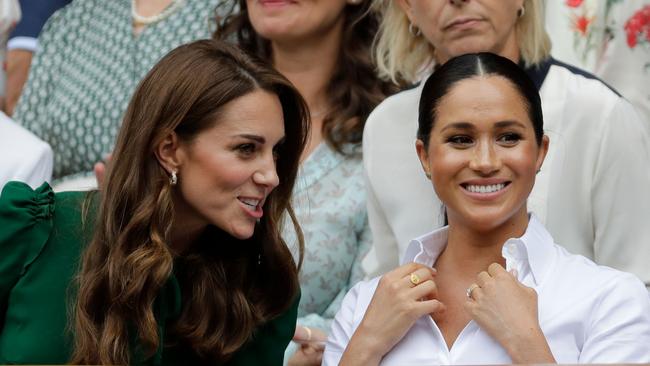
[324,216,650,365]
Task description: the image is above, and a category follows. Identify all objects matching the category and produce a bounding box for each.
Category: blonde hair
[373,0,551,84]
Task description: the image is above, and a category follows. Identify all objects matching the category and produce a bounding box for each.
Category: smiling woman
[323,53,650,366]
[0,39,310,365]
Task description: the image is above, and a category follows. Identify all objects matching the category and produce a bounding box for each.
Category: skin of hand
[93,153,112,188]
[340,262,444,366]
[288,326,327,366]
[2,49,33,116]
[464,263,555,363]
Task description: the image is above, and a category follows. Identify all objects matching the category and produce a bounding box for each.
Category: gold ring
[466,284,480,299]
[409,272,421,286]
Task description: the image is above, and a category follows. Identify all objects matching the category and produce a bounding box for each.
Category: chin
[453,208,513,232]
[449,38,495,57]
[225,222,257,240]
[231,229,256,240]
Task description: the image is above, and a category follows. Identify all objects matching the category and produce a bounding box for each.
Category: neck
[132,0,175,35]
[169,194,206,254]
[271,20,343,160]
[436,209,529,277]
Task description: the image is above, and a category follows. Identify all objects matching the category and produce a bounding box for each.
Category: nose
[469,140,501,175]
[449,0,468,5]
[253,156,280,190]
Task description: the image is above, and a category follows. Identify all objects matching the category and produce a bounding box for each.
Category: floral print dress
[282,142,371,363]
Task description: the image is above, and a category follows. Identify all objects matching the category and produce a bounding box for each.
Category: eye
[236,143,257,157]
[497,132,522,145]
[446,135,474,146]
[272,145,281,161]
[272,139,286,162]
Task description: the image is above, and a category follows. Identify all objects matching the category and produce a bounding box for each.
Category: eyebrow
[234,134,266,144]
[494,120,527,129]
[439,120,527,132]
[440,122,474,133]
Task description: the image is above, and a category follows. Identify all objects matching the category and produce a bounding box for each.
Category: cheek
[413,4,442,38]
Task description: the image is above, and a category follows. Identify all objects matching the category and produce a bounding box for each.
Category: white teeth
[239,198,260,207]
[466,183,506,193]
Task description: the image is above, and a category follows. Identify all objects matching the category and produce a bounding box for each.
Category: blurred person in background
[13,0,222,189]
[1,0,70,115]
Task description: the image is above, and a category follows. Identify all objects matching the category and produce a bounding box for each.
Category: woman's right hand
[340,262,444,366]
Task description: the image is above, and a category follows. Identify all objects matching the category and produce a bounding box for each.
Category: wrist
[339,329,384,366]
[504,327,555,364]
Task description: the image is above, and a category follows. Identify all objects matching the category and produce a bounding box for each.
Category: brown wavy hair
[213,0,396,155]
[70,40,309,365]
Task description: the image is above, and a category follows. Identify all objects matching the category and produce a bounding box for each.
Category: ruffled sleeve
[0,181,55,303]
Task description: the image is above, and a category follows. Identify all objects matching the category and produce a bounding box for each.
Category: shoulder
[340,277,381,318]
[364,84,423,133]
[545,242,649,308]
[542,59,628,109]
[540,59,645,135]
[0,181,92,238]
[363,83,424,159]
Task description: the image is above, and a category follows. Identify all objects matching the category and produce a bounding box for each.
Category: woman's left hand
[464,263,555,364]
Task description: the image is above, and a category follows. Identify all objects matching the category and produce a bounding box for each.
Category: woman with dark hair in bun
[324,53,650,366]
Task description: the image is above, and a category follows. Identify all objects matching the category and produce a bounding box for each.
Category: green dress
[0,182,298,365]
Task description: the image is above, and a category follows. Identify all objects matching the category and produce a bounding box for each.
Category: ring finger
[404,267,434,288]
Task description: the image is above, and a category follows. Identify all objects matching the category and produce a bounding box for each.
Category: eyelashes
[445,132,523,147]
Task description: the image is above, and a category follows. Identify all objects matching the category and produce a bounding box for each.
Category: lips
[258,0,296,7]
[444,17,483,30]
[238,196,265,219]
[460,180,511,198]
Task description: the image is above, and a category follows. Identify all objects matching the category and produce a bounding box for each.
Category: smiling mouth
[461,182,510,194]
[238,197,261,209]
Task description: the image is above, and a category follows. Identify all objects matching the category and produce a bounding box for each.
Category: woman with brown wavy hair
[215,2,395,365]
[0,39,309,365]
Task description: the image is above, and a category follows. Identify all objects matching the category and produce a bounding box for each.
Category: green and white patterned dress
[14,0,221,182]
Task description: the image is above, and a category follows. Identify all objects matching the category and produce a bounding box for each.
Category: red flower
[565,0,583,8]
[625,5,650,48]
[572,15,592,36]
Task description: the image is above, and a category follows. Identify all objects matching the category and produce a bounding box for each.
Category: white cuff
[7,37,39,52]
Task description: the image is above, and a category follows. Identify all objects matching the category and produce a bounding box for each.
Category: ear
[415,139,431,179]
[535,134,550,173]
[154,131,183,175]
[396,0,416,23]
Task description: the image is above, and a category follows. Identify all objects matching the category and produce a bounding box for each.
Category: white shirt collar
[401,214,555,286]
